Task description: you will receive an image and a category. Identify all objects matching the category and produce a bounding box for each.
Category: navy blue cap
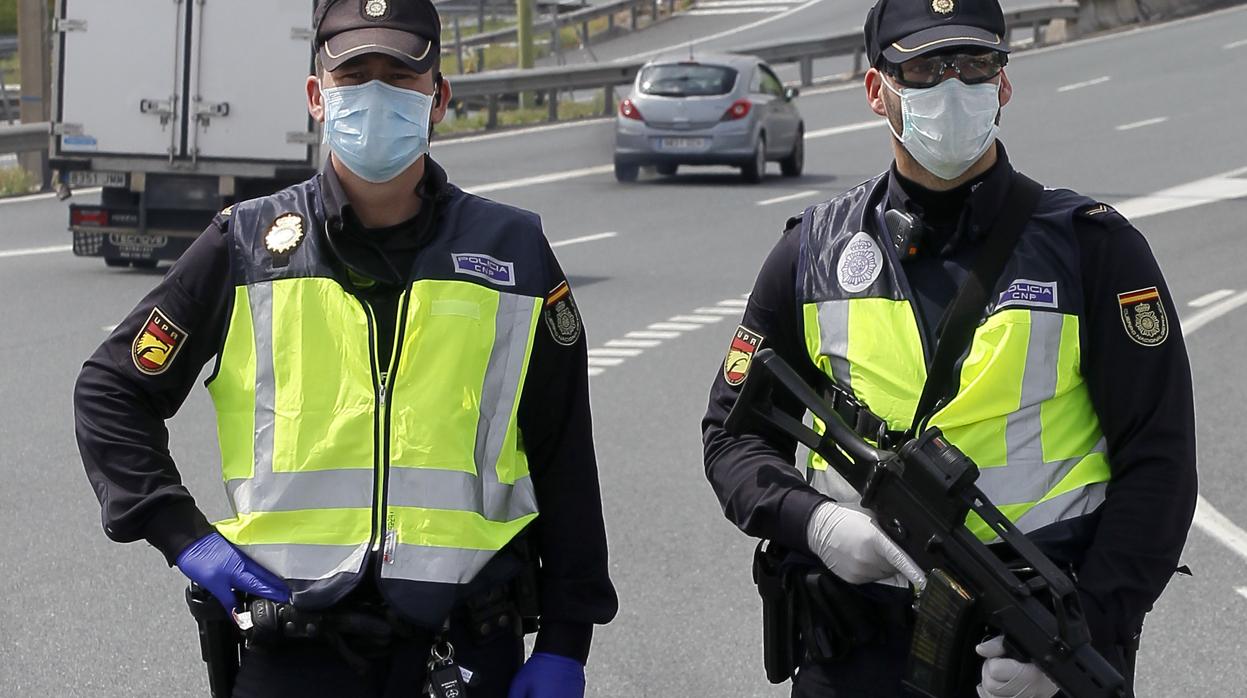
[315,0,441,73]
[865,0,1009,66]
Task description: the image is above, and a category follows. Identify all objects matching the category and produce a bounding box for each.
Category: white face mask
[883,76,1001,181]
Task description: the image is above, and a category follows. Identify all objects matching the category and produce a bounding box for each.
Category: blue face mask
[321,80,434,184]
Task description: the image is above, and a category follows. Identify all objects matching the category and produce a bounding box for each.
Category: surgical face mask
[883,76,1001,181]
[321,80,434,184]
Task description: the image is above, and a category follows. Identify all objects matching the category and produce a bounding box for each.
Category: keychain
[425,639,468,698]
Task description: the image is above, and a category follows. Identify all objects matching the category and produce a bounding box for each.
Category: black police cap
[315,0,441,74]
[864,0,1009,67]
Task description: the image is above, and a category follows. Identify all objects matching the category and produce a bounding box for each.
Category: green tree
[0,0,16,36]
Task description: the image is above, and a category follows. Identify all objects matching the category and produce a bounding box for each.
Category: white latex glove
[805,501,926,587]
[975,636,1059,698]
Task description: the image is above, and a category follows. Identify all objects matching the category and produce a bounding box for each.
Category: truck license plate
[68,171,128,188]
[659,137,707,151]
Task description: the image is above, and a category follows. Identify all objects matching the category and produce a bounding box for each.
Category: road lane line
[1182,291,1247,336]
[757,190,820,206]
[1237,587,1247,601]
[1057,76,1111,92]
[685,7,786,15]
[649,322,702,331]
[807,120,886,140]
[589,348,644,358]
[588,367,605,376]
[551,231,617,248]
[1224,38,1247,49]
[588,356,625,367]
[1189,289,1236,308]
[696,306,743,315]
[1113,166,1247,221]
[0,187,101,206]
[627,0,824,61]
[669,315,724,324]
[0,244,72,259]
[607,339,661,348]
[1116,117,1168,131]
[627,330,680,339]
[440,118,611,146]
[717,299,748,308]
[466,164,614,194]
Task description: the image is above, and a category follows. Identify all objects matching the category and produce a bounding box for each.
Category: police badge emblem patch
[132,307,188,375]
[1118,287,1169,347]
[265,214,305,255]
[837,231,883,293]
[932,0,954,14]
[364,0,388,18]
[544,281,582,347]
[724,326,763,386]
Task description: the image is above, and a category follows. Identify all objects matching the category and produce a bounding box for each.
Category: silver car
[613,53,804,184]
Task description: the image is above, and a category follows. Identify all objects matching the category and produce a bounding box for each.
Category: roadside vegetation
[0,165,35,196]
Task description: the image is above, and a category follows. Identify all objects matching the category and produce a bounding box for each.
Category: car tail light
[71,207,109,227]
[619,99,644,121]
[722,99,752,121]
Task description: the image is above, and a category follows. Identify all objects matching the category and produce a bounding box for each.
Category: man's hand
[806,501,926,586]
[175,532,291,612]
[507,653,586,698]
[975,636,1059,698]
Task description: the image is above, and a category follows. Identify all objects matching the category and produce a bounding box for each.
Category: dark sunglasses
[886,51,1008,89]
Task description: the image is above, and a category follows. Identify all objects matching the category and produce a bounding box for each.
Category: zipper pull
[382,511,398,564]
[379,371,389,406]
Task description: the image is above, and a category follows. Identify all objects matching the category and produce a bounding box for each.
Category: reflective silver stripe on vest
[1014,482,1107,535]
[237,541,370,582]
[386,292,538,521]
[227,290,538,521]
[377,543,504,585]
[815,301,853,389]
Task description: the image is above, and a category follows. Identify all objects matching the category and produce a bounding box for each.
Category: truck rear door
[188,0,317,164]
[55,0,188,158]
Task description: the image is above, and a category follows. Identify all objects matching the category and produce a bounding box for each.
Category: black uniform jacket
[702,146,1197,661]
[75,159,618,662]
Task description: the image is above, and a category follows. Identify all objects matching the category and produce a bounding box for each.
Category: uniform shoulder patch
[544,281,582,347]
[265,213,305,256]
[1118,286,1169,347]
[724,325,764,386]
[132,307,189,375]
[1076,202,1131,231]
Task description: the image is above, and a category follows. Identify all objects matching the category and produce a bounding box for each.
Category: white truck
[51,0,321,268]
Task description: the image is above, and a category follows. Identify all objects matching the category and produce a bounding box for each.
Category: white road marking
[695,0,795,4]
[649,322,702,331]
[440,117,611,146]
[807,120,886,140]
[669,314,724,324]
[607,338,661,348]
[1224,38,1247,50]
[627,330,680,339]
[1237,587,1247,602]
[1115,117,1168,131]
[717,299,748,308]
[685,7,787,15]
[1112,166,1247,221]
[0,244,72,259]
[551,231,617,248]
[757,190,820,207]
[466,164,614,194]
[588,347,644,358]
[587,356,625,367]
[1182,291,1247,336]
[588,367,606,376]
[101,324,117,332]
[0,187,101,207]
[1057,76,1111,92]
[1189,289,1236,308]
[696,306,743,315]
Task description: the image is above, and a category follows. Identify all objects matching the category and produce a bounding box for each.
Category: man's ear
[307,75,326,123]
[865,68,888,118]
[431,75,451,126]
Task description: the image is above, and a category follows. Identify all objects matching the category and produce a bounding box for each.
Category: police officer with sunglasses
[702,0,1196,696]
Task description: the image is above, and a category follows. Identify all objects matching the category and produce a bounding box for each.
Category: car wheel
[741,135,766,184]
[656,164,678,176]
[614,162,639,183]
[781,127,804,177]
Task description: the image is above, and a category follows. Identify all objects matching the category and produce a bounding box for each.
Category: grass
[0,52,17,88]
[0,0,14,36]
[0,165,36,197]
[438,94,607,136]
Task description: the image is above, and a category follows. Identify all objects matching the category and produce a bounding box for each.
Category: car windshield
[638,64,737,97]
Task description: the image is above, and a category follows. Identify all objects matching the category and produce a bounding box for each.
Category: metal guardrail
[0,35,17,58]
[452,1,1082,128]
[0,122,51,155]
[447,0,672,52]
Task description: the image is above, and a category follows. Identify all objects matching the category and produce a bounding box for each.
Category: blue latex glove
[175,532,291,612]
[507,653,586,698]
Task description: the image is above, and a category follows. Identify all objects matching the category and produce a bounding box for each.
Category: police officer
[74,1,617,695]
[702,0,1196,696]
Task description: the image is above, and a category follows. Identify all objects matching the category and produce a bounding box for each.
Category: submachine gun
[725,348,1126,698]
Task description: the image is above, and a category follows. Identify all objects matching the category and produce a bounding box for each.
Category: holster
[753,540,797,683]
[185,583,242,698]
